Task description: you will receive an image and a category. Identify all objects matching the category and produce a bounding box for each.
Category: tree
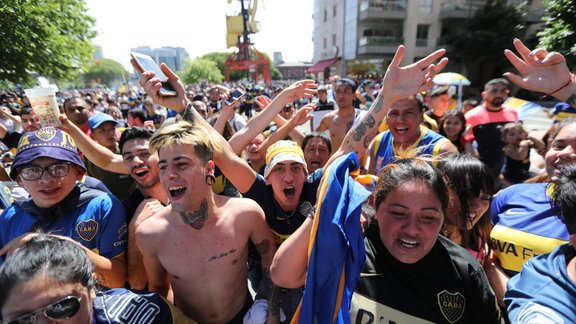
[537,0,576,68]
[82,58,127,87]
[181,58,224,84]
[446,0,525,82]
[0,0,96,84]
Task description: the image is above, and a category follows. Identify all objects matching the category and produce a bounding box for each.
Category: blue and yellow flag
[295,153,375,323]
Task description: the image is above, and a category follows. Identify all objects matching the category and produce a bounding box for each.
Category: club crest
[437,290,465,323]
[76,219,99,241]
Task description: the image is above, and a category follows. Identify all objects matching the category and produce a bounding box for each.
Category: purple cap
[10,127,86,180]
[88,113,117,130]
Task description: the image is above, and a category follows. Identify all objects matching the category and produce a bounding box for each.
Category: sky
[84,0,315,71]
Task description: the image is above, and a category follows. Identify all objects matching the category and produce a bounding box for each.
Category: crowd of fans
[0,39,575,323]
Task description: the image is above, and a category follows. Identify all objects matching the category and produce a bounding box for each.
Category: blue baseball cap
[10,127,86,180]
[88,113,117,130]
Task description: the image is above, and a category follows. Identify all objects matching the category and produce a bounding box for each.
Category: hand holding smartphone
[224,88,245,105]
[131,52,178,97]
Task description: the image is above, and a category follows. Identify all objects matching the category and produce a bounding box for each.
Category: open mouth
[168,186,187,199]
[395,128,408,135]
[283,186,296,197]
[311,161,322,169]
[399,239,418,249]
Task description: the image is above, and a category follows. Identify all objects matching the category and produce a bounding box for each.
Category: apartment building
[311,0,545,80]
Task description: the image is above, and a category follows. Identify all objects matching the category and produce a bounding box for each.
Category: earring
[205,174,216,185]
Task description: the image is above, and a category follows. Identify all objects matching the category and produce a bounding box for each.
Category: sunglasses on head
[4,296,82,324]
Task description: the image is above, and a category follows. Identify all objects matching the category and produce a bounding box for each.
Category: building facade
[130,46,190,72]
[312,0,545,80]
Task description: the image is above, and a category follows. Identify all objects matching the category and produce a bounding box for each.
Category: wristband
[548,73,575,96]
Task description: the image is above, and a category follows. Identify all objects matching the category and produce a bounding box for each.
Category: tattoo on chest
[208,248,237,262]
[255,239,271,255]
[179,200,208,229]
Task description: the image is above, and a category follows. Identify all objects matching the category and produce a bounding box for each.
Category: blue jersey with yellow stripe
[371,127,449,174]
[490,183,569,277]
[0,190,127,265]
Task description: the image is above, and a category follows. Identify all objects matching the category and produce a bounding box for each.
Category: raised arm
[59,115,127,174]
[326,45,448,169]
[261,104,314,150]
[228,83,317,155]
[133,61,260,193]
[504,38,576,107]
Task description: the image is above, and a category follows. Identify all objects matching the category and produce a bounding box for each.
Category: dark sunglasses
[4,295,82,324]
[283,106,293,112]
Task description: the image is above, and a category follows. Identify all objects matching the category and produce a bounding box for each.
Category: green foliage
[537,0,576,67]
[0,0,96,83]
[447,0,525,66]
[348,60,376,76]
[182,58,224,84]
[82,58,127,86]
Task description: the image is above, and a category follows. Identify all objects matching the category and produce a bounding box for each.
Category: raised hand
[381,45,448,104]
[503,38,572,96]
[277,80,318,103]
[130,59,188,112]
[255,95,272,112]
[290,104,315,126]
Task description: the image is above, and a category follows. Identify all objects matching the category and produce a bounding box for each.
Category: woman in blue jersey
[367,94,458,175]
[0,234,195,324]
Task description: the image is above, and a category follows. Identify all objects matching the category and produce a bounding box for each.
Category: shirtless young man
[135,122,277,323]
[315,78,367,150]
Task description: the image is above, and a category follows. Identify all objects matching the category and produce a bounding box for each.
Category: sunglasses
[4,296,82,324]
[283,106,293,112]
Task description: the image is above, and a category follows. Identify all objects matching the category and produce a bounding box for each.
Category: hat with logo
[263,140,308,178]
[10,127,85,180]
[88,113,117,130]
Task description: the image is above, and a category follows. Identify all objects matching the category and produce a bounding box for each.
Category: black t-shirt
[351,224,501,323]
[243,169,323,246]
[121,188,147,226]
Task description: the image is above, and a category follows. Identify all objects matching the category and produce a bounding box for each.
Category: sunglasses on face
[18,162,71,181]
[4,295,82,324]
[283,106,293,112]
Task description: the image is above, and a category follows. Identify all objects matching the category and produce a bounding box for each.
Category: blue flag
[296,153,374,323]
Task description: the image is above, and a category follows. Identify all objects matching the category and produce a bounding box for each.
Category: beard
[490,97,504,107]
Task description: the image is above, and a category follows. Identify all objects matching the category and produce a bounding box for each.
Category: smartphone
[131,52,178,97]
[224,88,245,105]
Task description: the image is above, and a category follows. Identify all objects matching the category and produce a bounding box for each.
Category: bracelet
[548,73,575,96]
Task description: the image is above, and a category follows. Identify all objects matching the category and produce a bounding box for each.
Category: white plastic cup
[24,87,62,127]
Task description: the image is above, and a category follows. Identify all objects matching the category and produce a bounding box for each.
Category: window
[323,38,327,49]
[324,8,327,22]
[333,4,337,17]
[418,0,432,14]
[416,24,429,47]
[332,34,336,46]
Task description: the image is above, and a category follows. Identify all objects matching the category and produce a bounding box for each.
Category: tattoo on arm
[178,200,208,229]
[351,115,376,142]
[255,239,270,256]
[371,93,384,113]
[181,102,197,123]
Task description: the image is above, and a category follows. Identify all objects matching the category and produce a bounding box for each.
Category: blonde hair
[149,121,222,163]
